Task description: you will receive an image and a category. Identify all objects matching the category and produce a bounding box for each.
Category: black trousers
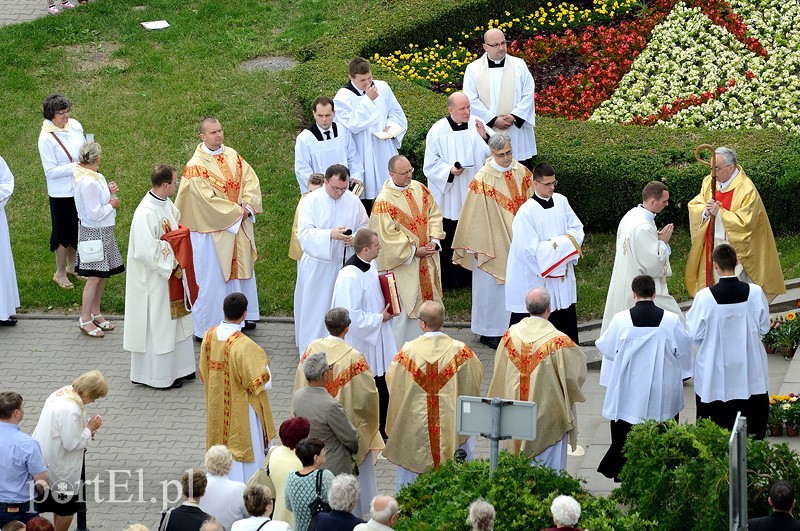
[509,304,579,344]
[597,415,679,481]
[695,393,768,440]
[440,218,471,290]
[361,198,374,216]
[375,374,389,439]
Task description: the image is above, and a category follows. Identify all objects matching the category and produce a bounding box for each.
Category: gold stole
[474,56,517,119]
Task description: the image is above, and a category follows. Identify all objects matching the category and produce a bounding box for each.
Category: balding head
[447,92,471,124]
[371,495,400,527]
[418,300,445,331]
[482,28,507,61]
[525,288,551,317]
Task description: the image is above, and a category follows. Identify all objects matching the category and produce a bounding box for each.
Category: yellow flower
[788,312,797,321]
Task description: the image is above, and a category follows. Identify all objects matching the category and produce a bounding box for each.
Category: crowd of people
[0,24,797,530]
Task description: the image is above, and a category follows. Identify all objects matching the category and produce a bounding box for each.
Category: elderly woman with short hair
[314,474,364,530]
[285,437,334,531]
[37,93,86,290]
[230,485,291,531]
[199,445,248,530]
[73,141,123,338]
[466,498,495,531]
[543,495,583,531]
[32,370,107,531]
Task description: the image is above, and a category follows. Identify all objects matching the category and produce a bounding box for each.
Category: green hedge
[291,0,800,234]
[394,452,657,530]
[616,419,800,530]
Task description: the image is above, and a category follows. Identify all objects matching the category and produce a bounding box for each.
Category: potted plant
[785,399,800,437]
[764,312,800,359]
[768,398,786,436]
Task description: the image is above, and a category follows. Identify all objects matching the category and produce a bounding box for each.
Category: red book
[378,272,402,316]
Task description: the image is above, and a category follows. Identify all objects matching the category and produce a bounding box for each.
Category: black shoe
[479,335,502,349]
[0,318,18,326]
[168,380,183,389]
[180,372,196,381]
[194,335,203,343]
[243,320,257,330]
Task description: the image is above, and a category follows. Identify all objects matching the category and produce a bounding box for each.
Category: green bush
[616,419,800,531]
[394,452,657,530]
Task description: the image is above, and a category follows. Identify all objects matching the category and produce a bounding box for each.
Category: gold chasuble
[685,167,784,301]
[369,180,446,318]
[176,144,262,281]
[199,327,276,463]
[452,160,532,280]
[294,338,383,464]
[487,317,586,457]
[383,334,483,473]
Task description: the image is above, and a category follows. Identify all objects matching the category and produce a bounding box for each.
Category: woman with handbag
[37,93,86,290]
[285,438,333,531]
[73,141,123,338]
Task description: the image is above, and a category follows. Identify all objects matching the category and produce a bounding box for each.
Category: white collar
[490,158,512,172]
[388,180,409,191]
[718,168,739,191]
[423,331,445,336]
[637,205,656,221]
[201,144,224,156]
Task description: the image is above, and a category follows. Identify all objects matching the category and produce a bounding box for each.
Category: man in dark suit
[292,353,359,476]
[314,474,364,531]
[159,469,212,531]
[749,481,800,530]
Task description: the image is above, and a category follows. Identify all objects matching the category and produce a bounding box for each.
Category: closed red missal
[378,272,402,316]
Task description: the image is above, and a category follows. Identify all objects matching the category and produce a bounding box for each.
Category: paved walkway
[0,0,51,26]
[3,299,800,529]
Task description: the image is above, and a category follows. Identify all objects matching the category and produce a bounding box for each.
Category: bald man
[354,495,400,529]
[463,28,537,168]
[423,92,491,289]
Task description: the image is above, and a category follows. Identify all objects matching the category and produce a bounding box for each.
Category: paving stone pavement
[3,314,800,529]
[0,0,51,26]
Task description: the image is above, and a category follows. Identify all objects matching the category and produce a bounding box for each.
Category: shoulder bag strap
[158,507,174,531]
[255,519,271,531]
[315,468,323,495]
[49,131,74,162]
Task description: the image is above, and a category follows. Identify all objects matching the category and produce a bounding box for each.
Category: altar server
[0,155,19,326]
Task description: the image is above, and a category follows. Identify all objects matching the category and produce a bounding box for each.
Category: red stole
[160,226,199,318]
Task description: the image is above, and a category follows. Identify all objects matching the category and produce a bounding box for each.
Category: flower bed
[372,0,800,131]
[764,310,800,359]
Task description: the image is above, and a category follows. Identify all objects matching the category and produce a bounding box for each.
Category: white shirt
[38,119,85,197]
[199,474,248,530]
[74,173,116,228]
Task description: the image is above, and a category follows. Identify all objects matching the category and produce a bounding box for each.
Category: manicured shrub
[616,419,800,531]
[394,452,656,530]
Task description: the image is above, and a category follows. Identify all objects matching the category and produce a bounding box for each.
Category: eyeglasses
[327,182,349,192]
[493,149,513,158]
[485,41,507,48]
[714,164,733,171]
[392,167,415,177]
[55,109,70,116]
[539,180,558,187]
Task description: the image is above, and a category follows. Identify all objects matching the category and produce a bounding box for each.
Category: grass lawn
[1,0,797,322]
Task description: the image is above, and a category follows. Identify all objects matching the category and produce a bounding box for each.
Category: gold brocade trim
[246,370,271,395]
[182,165,228,196]
[395,346,474,467]
[201,329,244,447]
[213,153,243,203]
[326,358,370,398]
[503,333,577,400]
[372,189,437,302]
[468,169,530,216]
[169,298,190,319]
[565,234,582,257]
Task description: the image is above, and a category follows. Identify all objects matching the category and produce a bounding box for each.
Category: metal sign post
[457,396,537,474]
[729,413,748,531]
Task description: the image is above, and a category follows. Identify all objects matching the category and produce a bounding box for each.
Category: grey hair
[199,519,225,531]
[204,445,233,476]
[488,133,510,152]
[303,352,330,382]
[467,498,495,531]
[525,288,551,316]
[551,495,581,527]
[371,496,400,524]
[327,473,360,511]
[715,146,737,167]
[78,141,101,165]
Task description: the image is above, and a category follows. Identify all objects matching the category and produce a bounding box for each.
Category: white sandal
[79,318,104,338]
[91,313,115,331]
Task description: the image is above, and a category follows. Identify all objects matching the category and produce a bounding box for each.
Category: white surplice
[124,192,196,388]
[505,194,583,313]
[686,283,770,403]
[333,80,408,199]
[423,116,490,220]
[295,187,369,355]
[0,156,19,320]
[601,206,683,332]
[332,257,397,376]
[597,307,692,419]
[471,258,510,336]
[462,54,537,160]
[294,122,364,194]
